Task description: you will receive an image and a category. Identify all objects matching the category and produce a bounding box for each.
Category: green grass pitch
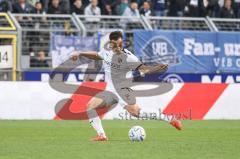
[0,120,240,159]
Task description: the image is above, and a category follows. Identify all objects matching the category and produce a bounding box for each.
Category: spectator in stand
[40,0,50,11]
[12,0,35,13]
[233,0,240,18]
[71,0,84,14]
[84,0,101,16]
[151,0,167,16]
[70,0,89,7]
[116,0,129,15]
[198,0,211,17]
[61,0,71,14]
[122,1,140,25]
[123,1,140,17]
[185,0,199,17]
[220,0,235,18]
[84,0,101,21]
[218,0,225,7]
[34,1,43,14]
[206,0,220,17]
[28,0,38,7]
[135,0,144,6]
[168,0,186,16]
[41,0,71,12]
[0,0,13,12]
[30,51,49,67]
[101,0,118,15]
[84,0,101,15]
[47,0,67,14]
[140,1,152,16]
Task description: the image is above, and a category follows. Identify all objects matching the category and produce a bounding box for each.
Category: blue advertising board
[23,71,105,82]
[134,30,240,73]
[143,73,240,83]
[23,71,240,83]
[24,31,240,83]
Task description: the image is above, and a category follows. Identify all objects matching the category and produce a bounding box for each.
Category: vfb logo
[141,36,180,66]
[162,74,184,83]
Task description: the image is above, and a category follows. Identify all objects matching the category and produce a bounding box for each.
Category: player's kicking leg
[86,97,109,141]
[125,104,183,130]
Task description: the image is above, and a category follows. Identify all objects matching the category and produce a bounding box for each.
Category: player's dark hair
[109,31,123,41]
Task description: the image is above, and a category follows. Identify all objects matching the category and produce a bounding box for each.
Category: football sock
[87,109,106,137]
[138,108,174,122]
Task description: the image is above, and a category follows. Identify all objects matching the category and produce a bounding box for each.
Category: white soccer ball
[128,126,146,142]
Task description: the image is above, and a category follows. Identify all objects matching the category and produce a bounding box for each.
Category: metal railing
[75,15,150,53]
[11,13,82,71]
[145,16,213,31]
[0,12,16,30]
[210,18,240,31]
[76,15,147,35]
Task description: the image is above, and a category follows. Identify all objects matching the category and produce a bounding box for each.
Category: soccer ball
[128,126,146,142]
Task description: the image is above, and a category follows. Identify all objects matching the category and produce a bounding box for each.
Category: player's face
[111,38,123,54]
[116,38,123,48]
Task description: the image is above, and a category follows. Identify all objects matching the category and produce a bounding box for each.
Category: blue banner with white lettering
[134,30,240,73]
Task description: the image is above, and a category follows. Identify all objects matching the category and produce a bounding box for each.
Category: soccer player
[71,31,182,141]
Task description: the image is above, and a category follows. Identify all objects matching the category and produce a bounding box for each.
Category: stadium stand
[0,0,239,18]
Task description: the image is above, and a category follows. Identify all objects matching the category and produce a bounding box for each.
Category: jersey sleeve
[126,50,142,70]
[97,50,105,59]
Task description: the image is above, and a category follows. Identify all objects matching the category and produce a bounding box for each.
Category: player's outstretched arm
[71,51,103,61]
[137,64,168,74]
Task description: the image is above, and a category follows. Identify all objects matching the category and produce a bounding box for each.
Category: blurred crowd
[0,0,239,18]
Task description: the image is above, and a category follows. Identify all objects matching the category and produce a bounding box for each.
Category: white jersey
[97,48,142,91]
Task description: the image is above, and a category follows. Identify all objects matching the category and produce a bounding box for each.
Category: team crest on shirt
[125,93,130,100]
[118,57,122,64]
[141,36,180,66]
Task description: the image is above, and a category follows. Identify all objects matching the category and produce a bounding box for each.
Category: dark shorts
[95,87,136,108]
